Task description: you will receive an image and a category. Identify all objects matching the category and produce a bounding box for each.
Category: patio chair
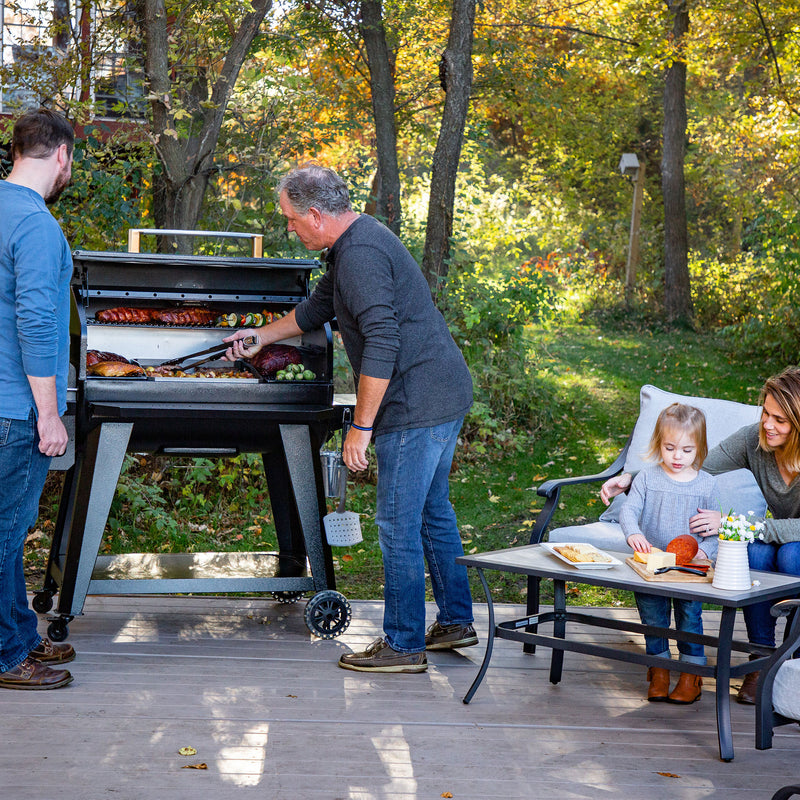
[523,385,766,629]
[772,788,800,800]
[755,599,800,751]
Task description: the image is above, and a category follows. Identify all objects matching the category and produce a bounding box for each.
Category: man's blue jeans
[373,418,473,653]
[0,413,48,672]
[634,593,706,665]
[745,540,800,649]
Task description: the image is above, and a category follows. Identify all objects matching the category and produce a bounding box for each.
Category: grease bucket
[320,449,345,499]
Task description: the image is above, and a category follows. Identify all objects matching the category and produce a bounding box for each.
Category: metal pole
[625,164,645,306]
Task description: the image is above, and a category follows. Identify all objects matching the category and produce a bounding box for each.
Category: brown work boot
[29,637,76,665]
[736,653,763,705]
[668,672,702,704]
[737,671,760,705]
[0,657,73,690]
[647,667,671,702]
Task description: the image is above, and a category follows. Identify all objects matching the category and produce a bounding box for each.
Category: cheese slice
[633,546,663,563]
[645,551,676,571]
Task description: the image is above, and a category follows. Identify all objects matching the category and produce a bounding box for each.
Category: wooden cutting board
[625,557,714,583]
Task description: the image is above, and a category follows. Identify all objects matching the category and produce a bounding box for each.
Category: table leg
[715,606,737,762]
[549,579,566,684]
[463,568,495,704]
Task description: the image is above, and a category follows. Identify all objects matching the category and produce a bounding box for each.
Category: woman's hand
[626,533,650,553]
[690,508,722,537]
[600,473,632,505]
[222,328,263,361]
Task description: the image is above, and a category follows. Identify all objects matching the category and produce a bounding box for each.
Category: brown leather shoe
[29,637,75,665]
[668,672,702,704]
[647,667,671,702]
[736,671,759,705]
[0,657,73,690]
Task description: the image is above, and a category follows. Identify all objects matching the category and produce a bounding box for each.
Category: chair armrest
[770,599,800,619]
[527,435,632,545]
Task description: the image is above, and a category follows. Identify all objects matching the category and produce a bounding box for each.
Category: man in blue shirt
[0,108,75,689]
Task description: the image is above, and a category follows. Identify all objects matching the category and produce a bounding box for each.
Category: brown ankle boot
[647,667,671,702]
[668,672,702,704]
[736,671,759,705]
[736,653,762,705]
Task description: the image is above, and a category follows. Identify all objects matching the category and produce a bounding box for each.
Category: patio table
[458,544,800,762]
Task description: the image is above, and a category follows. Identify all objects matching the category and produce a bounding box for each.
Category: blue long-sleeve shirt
[0,181,72,419]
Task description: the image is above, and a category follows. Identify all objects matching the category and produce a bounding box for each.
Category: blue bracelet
[351,422,373,432]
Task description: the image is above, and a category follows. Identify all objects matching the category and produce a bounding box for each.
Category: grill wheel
[304,590,351,639]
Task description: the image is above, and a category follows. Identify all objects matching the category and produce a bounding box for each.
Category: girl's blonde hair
[759,366,800,471]
[646,403,708,469]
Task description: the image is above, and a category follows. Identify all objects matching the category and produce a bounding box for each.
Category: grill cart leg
[279,424,337,593]
[50,422,133,624]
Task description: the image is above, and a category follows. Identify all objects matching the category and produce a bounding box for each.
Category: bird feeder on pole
[619,153,644,307]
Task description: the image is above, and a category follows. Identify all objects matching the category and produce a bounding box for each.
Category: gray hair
[277,164,352,216]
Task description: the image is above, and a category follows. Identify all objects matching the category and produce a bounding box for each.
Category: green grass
[29,315,777,608]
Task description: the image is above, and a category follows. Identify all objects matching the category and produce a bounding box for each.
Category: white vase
[712,538,752,591]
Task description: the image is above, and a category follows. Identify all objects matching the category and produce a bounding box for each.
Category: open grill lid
[72,250,321,307]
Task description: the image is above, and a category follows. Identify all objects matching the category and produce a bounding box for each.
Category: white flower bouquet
[717,511,766,543]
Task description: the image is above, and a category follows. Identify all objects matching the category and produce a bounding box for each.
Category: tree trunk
[142,0,272,252]
[662,0,693,325]
[359,0,401,235]
[421,0,476,294]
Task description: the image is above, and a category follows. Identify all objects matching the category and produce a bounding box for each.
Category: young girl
[619,403,718,704]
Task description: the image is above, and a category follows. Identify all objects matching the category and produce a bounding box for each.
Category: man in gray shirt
[227,164,475,672]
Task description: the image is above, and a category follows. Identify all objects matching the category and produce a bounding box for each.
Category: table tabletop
[457,544,800,607]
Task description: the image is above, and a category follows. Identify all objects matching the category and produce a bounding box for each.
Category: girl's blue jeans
[374,418,473,653]
[745,540,800,649]
[634,593,706,665]
[0,412,48,672]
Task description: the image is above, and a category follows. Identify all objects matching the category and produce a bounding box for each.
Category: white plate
[541,542,622,570]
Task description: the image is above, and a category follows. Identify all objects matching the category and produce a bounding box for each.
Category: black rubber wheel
[304,590,351,639]
[272,591,305,605]
[47,619,69,642]
[32,592,54,614]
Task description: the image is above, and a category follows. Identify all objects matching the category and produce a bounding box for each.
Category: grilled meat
[95,307,157,323]
[86,350,132,366]
[87,361,145,377]
[251,344,302,378]
[152,308,218,326]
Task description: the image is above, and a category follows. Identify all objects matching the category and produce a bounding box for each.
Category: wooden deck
[3,595,799,799]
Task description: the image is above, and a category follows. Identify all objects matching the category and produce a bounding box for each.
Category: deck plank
[0,595,797,799]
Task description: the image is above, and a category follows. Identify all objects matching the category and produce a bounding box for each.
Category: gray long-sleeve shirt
[619,465,719,558]
[294,215,473,435]
[704,423,800,545]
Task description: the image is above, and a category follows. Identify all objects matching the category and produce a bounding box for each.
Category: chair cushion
[547,521,627,552]
[773,659,800,720]
[599,385,765,523]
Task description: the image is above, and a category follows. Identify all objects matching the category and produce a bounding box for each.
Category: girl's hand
[626,533,650,553]
[690,509,721,537]
[697,548,709,560]
[601,473,632,505]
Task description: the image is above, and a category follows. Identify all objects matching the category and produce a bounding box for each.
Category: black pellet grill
[37,246,353,641]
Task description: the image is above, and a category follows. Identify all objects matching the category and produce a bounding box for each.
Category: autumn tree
[141,0,272,248]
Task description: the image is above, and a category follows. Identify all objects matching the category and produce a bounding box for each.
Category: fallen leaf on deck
[178,747,197,756]
[656,772,681,778]
[441,793,454,798]
[181,763,208,770]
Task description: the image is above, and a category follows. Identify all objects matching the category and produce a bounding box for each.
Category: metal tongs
[157,335,257,370]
